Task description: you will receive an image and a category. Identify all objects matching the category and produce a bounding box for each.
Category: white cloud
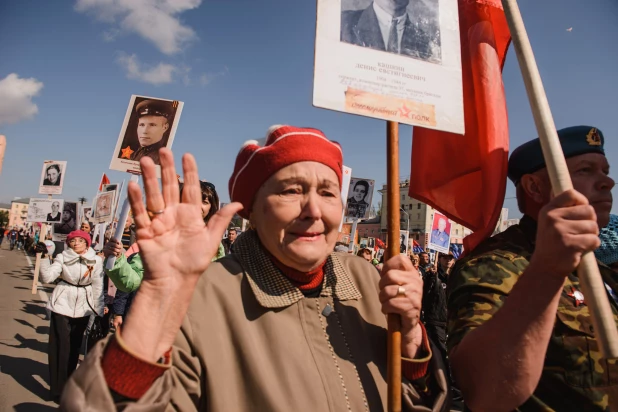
[199,66,229,87]
[0,73,44,126]
[117,53,178,85]
[75,0,202,55]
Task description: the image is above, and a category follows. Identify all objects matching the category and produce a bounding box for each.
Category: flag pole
[502,0,618,358]
[0,135,6,177]
[386,120,402,411]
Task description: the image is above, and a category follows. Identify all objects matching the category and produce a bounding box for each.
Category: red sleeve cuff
[101,332,171,399]
[402,322,432,381]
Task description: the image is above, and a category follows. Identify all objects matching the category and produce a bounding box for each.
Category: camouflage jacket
[447,215,618,411]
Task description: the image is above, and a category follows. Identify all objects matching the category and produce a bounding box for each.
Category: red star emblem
[398,104,411,118]
[567,286,586,307]
[121,146,134,159]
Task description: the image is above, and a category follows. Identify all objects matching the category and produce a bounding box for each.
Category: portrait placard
[93,191,115,223]
[345,177,375,219]
[52,202,78,241]
[314,0,463,133]
[39,160,67,195]
[339,165,352,231]
[27,198,65,223]
[110,95,184,176]
[428,211,451,253]
[400,230,410,255]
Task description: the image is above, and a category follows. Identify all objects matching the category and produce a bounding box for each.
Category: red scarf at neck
[269,255,326,291]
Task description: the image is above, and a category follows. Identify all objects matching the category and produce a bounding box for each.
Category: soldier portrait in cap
[340,0,442,64]
[110,95,184,175]
[52,202,78,241]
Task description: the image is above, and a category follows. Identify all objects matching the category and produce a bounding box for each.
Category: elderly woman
[63,126,448,411]
[39,230,104,403]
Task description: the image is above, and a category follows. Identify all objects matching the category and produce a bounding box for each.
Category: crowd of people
[4,124,618,411]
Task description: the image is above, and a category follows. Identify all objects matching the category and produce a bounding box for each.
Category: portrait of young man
[340,0,442,63]
[346,179,372,218]
[111,96,183,174]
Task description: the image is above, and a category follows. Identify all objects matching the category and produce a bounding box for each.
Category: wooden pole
[502,0,618,358]
[32,194,53,294]
[386,120,402,411]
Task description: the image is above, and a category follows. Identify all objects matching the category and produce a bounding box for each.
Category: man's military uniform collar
[136,140,165,154]
[233,230,362,308]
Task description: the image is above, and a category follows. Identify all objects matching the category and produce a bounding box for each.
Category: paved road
[0,242,57,411]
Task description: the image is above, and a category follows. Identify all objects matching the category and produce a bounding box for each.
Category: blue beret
[508,126,605,185]
[595,214,618,265]
[135,99,172,119]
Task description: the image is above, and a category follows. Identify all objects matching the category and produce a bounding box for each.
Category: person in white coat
[39,229,104,403]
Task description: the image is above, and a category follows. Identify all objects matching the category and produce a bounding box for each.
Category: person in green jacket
[103,180,224,293]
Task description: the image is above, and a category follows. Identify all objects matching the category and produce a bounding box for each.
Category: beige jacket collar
[234,230,362,308]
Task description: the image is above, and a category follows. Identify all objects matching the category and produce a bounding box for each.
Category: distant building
[357,215,384,242]
[378,180,470,252]
[9,198,30,228]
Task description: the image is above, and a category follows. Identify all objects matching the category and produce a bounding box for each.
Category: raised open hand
[128,149,242,289]
[122,149,242,361]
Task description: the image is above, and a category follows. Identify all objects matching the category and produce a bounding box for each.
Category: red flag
[409,0,511,254]
[98,173,110,191]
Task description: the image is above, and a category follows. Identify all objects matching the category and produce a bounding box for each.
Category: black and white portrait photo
[39,160,67,195]
[93,191,115,223]
[110,95,184,175]
[26,198,65,223]
[53,202,78,241]
[345,177,375,219]
[340,0,442,63]
[400,230,409,254]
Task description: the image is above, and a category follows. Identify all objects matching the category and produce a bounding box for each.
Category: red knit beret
[229,125,343,219]
[66,230,92,248]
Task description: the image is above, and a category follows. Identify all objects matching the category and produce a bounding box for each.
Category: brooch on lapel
[567,286,586,307]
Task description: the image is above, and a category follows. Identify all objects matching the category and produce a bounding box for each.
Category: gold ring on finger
[147,209,165,218]
[397,285,406,297]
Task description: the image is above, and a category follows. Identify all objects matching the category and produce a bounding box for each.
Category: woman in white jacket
[40,229,104,402]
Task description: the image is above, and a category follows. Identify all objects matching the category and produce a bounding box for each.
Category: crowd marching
[1,123,617,411]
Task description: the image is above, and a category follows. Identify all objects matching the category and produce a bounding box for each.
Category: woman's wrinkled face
[68,237,87,254]
[251,162,342,272]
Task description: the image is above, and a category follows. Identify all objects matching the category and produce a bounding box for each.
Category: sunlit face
[68,237,87,254]
[568,154,614,228]
[440,255,455,270]
[438,218,447,232]
[251,162,342,272]
[419,253,429,265]
[353,183,367,202]
[51,202,59,213]
[137,115,169,147]
[47,168,59,184]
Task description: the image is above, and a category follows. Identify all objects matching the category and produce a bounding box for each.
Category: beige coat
[62,231,449,411]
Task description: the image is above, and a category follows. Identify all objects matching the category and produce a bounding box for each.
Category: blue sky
[0,0,617,220]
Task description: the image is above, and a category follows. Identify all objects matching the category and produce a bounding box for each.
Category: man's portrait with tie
[340,0,442,64]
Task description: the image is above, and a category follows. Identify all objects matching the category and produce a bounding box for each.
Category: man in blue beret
[130,99,172,165]
[446,126,618,410]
